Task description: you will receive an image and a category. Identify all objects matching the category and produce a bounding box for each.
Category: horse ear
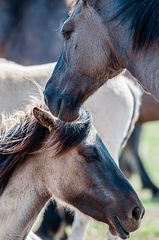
[33,107,58,131]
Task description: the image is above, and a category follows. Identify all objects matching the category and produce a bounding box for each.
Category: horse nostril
[132,207,141,221]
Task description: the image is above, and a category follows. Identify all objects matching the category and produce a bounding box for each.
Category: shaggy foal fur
[0,101,91,195]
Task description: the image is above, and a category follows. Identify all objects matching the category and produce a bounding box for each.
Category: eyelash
[82,152,98,162]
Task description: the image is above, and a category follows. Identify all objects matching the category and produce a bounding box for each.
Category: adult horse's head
[44,0,122,121]
[44,0,159,121]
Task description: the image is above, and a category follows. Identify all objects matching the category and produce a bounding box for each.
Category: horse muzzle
[44,88,79,122]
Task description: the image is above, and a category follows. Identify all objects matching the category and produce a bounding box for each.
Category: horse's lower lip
[113,216,130,239]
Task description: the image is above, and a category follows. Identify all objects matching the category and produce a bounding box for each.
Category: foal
[0,101,144,240]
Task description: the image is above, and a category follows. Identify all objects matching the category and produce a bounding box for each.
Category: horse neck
[100,0,159,100]
[0,152,51,240]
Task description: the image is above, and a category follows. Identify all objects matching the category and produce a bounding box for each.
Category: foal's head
[44,0,159,121]
[33,107,144,239]
[0,103,144,238]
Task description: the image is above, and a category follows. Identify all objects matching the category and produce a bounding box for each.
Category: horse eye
[61,20,74,40]
[78,146,100,163]
[62,29,74,40]
[87,155,98,162]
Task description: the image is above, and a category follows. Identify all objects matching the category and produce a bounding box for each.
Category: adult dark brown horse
[44,0,159,122]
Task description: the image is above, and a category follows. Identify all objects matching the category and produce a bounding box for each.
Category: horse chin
[109,217,130,239]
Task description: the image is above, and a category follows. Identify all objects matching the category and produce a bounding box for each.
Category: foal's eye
[78,146,100,163]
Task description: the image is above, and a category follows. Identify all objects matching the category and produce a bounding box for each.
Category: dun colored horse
[0,100,144,240]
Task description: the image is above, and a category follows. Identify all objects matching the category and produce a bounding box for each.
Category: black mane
[0,118,46,195]
[113,0,159,50]
[49,109,91,155]
[0,103,91,195]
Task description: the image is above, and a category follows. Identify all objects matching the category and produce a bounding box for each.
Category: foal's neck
[0,156,50,240]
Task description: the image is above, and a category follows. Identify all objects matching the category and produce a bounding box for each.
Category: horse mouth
[111,216,130,239]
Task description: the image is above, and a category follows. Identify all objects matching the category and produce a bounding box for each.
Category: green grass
[84,121,159,240]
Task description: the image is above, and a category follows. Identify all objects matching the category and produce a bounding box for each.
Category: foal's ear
[33,107,58,131]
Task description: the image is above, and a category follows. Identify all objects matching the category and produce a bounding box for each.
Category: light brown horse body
[0,60,54,117]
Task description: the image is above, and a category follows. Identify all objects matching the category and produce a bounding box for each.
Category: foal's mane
[0,100,91,194]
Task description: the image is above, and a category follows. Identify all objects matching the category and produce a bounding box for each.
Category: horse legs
[69,212,121,240]
[107,232,119,240]
[35,205,120,240]
[134,150,159,197]
[35,200,74,240]
[120,124,159,198]
[26,231,42,240]
[36,204,88,240]
[68,212,89,240]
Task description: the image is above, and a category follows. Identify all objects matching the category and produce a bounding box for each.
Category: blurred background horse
[0,0,68,64]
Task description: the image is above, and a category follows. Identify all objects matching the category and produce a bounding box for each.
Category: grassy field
[83,121,159,240]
